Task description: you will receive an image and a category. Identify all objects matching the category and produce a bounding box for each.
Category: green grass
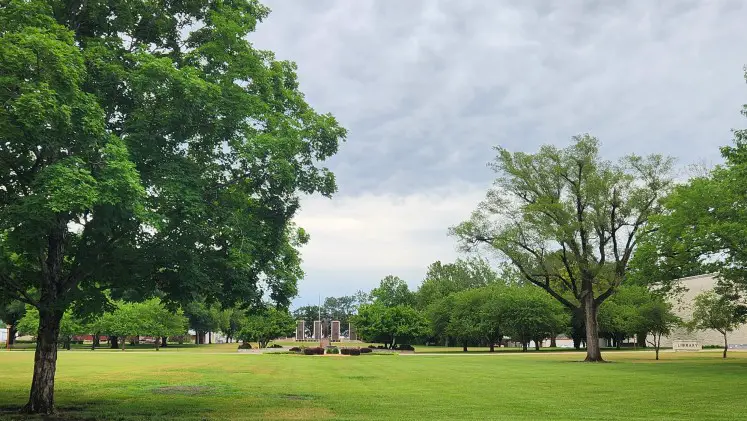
[1,349,745,420]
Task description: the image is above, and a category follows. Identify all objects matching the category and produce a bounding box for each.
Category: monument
[313,320,322,340]
[295,320,305,341]
[348,323,357,341]
[331,321,340,342]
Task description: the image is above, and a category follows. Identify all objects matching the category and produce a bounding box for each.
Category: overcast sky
[249,0,747,308]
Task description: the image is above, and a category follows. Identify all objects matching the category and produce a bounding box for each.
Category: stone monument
[331,321,340,342]
[348,323,357,341]
[295,320,305,341]
[313,320,322,341]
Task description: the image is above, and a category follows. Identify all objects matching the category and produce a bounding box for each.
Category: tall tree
[371,275,414,308]
[451,135,673,361]
[0,0,345,413]
[633,69,747,298]
[415,258,499,310]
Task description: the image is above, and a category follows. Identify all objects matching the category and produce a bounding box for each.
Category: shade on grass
[0,350,745,420]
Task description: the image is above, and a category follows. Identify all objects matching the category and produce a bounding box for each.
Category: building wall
[658,273,747,348]
[0,328,6,343]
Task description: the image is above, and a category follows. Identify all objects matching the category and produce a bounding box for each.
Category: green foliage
[690,291,746,358]
[17,307,86,348]
[598,286,651,345]
[371,276,414,307]
[238,307,295,349]
[416,257,500,309]
[632,70,747,297]
[93,299,187,347]
[351,304,428,349]
[450,135,673,360]
[500,287,568,350]
[446,286,506,350]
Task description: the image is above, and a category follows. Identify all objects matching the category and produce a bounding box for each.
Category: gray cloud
[247,0,747,305]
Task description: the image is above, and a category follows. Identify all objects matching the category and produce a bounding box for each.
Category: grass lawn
[0,349,745,420]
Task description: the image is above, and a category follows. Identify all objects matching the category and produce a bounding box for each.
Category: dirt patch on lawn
[263,407,334,419]
[151,385,213,395]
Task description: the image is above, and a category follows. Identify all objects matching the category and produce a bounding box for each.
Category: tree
[323,296,357,329]
[17,308,85,350]
[0,0,345,413]
[451,135,673,361]
[183,301,220,345]
[446,286,506,352]
[371,276,414,307]
[238,307,295,348]
[640,300,680,360]
[217,308,247,343]
[425,296,454,347]
[137,299,188,350]
[597,286,650,349]
[415,258,499,310]
[690,291,746,359]
[632,70,747,300]
[351,304,427,349]
[500,287,568,352]
[0,300,26,346]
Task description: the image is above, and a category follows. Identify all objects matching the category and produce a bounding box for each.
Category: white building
[0,327,7,344]
[658,273,747,348]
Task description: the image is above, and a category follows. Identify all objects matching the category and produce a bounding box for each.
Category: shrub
[326,346,340,354]
[396,344,415,351]
[267,344,283,348]
[368,345,377,349]
[360,347,372,354]
[238,342,253,350]
[289,346,302,352]
[303,347,325,355]
[341,347,361,356]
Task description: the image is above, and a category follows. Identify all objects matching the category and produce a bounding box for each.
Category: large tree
[238,307,295,348]
[451,135,673,361]
[371,275,414,308]
[633,69,747,299]
[0,0,345,413]
[690,291,746,359]
[415,258,499,310]
[351,304,427,349]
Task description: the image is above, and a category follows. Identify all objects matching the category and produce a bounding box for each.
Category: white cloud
[291,182,487,303]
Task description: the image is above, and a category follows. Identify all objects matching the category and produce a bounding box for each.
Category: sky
[248,0,747,308]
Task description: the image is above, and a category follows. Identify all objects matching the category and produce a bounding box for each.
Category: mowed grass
[1,350,746,420]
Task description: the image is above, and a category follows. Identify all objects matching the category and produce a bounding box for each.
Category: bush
[267,344,283,348]
[238,342,253,350]
[396,344,415,351]
[341,347,361,356]
[326,346,340,354]
[368,345,377,349]
[289,346,302,352]
[360,347,372,354]
[703,344,723,349]
[303,347,325,355]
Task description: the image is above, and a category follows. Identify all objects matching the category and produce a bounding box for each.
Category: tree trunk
[8,324,17,346]
[615,335,621,350]
[154,336,160,351]
[550,336,557,348]
[109,336,119,349]
[489,343,495,352]
[522,342,527,352]
[208,332,212,344]
[92,334,100,350]
[64,337,71,350]
[121,336,126,351]
[636,332,646,348]
[23,309,63,414]
[655,346,659,360]
[582,293,604,362]
[534,340,540,351]
[723,333,728,359]
[161,336,168,348]
[462,342,468,352]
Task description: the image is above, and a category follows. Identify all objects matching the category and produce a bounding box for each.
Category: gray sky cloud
[248,0,747,306]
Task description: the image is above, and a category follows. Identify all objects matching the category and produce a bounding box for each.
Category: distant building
[658,273,747,348]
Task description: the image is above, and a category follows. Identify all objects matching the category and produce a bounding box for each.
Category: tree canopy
[0,0,345,413]
[451,135,673,361]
